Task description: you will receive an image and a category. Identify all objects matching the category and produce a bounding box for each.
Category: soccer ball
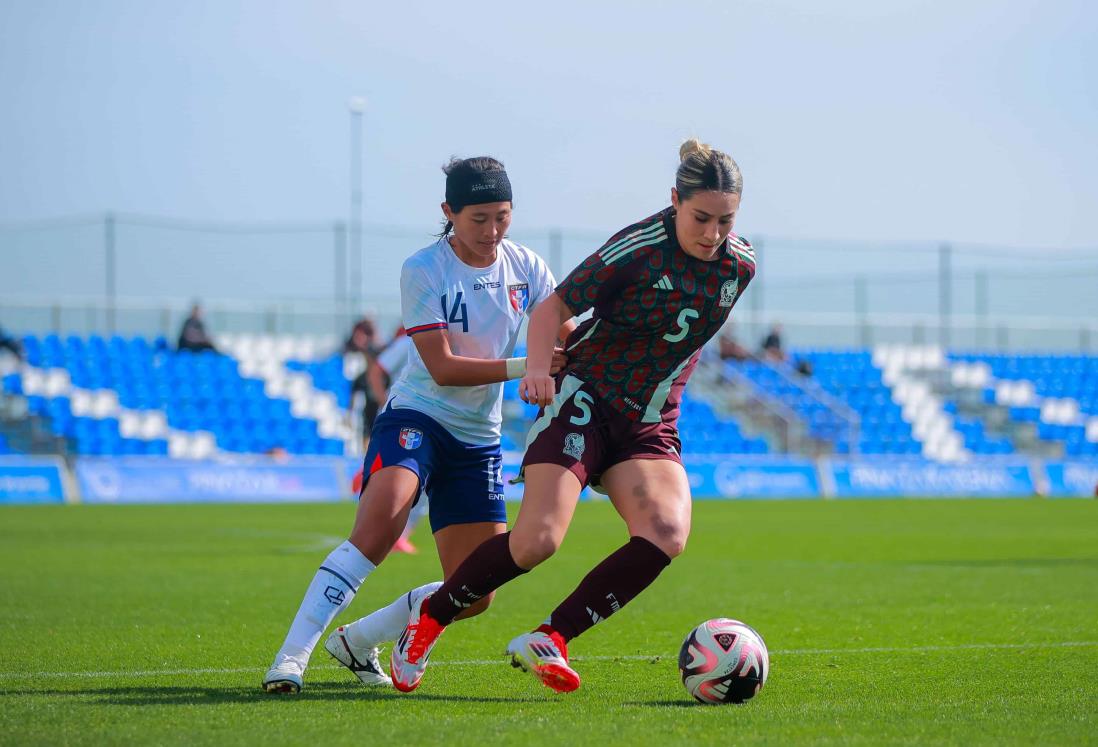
[678,618,769,704]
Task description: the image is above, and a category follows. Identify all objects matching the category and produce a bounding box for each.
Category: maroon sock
[549,536,672,641]
[427,531,527,625]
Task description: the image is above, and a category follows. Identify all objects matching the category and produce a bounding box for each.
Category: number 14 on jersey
[441,292,469,333]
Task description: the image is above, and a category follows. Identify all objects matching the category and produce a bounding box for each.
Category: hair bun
[679,138,712,162]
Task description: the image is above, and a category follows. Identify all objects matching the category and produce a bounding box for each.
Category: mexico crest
[563,432,586,460]
[719,278,739,308]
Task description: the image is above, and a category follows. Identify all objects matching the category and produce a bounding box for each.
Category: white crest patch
[563,432,586,460]
[719,278,739,308]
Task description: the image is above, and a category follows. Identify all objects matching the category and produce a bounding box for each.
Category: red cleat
[506,627,581,693]
[390,593,446,692]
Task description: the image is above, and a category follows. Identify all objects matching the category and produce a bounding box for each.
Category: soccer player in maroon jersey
[390,139,756,693]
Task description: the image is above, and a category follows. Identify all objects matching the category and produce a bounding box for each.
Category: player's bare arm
[414,327,566,387]
[521,293,574,406]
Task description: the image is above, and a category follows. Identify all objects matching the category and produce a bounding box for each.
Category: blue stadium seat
[6,336,355,457]
[24,337,1093,461]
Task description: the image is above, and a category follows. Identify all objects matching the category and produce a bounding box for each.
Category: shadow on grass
[623,700,699,709]
[5,681,548,707]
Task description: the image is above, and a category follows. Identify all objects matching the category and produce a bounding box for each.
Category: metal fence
[3,212,1096,350]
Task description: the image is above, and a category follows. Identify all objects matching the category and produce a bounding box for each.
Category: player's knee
[510,531,561,569]
[659,533,688,559]
[644,515,688,559]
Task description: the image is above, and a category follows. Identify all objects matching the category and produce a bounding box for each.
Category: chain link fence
[3,213,1096,350]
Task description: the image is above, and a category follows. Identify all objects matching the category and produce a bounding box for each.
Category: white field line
[2,641,1095,682]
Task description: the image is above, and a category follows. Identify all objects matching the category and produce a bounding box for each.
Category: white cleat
[506,631,581,693]
[325,626,392,687]
[262,657,304,694]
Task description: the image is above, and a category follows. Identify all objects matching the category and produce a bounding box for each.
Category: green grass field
[1,499,1096,746]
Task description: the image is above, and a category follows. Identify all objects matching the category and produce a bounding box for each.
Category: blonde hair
[676,138,742,200]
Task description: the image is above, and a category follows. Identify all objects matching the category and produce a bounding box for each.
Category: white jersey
[387,236,556,445]
[376,334,411,380]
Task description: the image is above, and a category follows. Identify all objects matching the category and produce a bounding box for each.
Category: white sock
[272,541,376,669]
[344,581,443,649]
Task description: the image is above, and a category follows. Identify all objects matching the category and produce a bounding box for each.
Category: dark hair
[675,138,743,201]
[439,156,507,237]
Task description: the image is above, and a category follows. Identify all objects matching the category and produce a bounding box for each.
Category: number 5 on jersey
[569,390,593,425]
[663,308,699,343]
[441,292,469,333]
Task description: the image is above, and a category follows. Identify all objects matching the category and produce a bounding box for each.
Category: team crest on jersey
[719,278,739,308]
[398,428,423,450]
[563,432,586,460]
[508,283,529,313]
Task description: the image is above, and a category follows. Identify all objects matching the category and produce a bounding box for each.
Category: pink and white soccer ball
[678,618,769,704]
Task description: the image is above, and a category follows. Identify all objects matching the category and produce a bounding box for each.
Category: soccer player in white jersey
[263,156,573,693]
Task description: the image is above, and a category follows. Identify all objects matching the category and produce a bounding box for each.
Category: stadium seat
[11,335,353,458]
[949,351,1098,454]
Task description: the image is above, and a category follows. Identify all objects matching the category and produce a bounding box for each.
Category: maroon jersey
[556,207,755,424]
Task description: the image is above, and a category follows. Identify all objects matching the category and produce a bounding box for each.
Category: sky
[1,0,1096,245]
[1,0,1096,337]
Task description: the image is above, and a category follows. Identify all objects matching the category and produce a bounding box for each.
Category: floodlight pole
[348,96,366,316]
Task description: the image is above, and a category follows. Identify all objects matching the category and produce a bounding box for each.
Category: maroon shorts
[521,374,682,489]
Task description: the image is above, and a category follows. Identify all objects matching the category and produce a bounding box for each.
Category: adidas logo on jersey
[651,274,673,291]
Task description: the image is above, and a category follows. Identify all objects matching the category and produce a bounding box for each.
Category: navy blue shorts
[361,405,506,532]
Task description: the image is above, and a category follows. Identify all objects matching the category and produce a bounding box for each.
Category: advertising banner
[77,457,345,504]
[829,459,1035,498]
[0,456,67,504]
[684,456,821,499]
[1044,461,1098,498]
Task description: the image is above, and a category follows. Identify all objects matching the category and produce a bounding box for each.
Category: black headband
[445,169,513,209]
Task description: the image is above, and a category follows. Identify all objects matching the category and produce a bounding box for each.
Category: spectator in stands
[177,304,218,353]
[345,319,384,449]
[350,347,386,449]
[718,325,752,361]
[760,323,786,363]
[0,325,23,361]
[343,317,377,355]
